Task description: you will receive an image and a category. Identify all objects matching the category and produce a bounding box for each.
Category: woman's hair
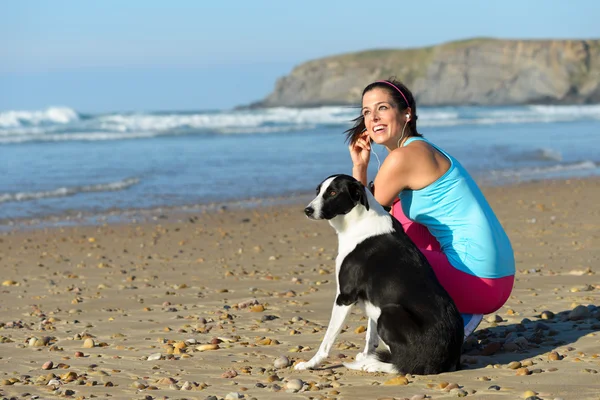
[344,78,421,145]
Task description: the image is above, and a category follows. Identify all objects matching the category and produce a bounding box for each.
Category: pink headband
[375,80,410,107]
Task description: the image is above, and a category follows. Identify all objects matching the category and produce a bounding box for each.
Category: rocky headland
[249,38,600,108]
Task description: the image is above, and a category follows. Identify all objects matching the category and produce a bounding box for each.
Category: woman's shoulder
[381,143,432,179]
[391,138,435,163]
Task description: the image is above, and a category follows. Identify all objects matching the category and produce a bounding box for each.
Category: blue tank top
[399,137,515,279]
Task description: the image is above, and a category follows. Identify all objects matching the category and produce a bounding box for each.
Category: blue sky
[1,0,598,112]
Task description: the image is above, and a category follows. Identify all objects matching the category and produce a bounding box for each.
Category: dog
[294,174,463,374]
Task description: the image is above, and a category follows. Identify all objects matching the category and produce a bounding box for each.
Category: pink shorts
[392,200,514,315]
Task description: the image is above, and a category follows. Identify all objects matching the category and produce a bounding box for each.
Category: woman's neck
[385,134,412,152]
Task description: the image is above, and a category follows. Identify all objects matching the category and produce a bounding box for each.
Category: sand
[1,177,599,400]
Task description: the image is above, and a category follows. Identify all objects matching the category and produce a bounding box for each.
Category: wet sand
[1,178,599,400]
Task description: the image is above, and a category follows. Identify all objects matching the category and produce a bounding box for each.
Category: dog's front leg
[294,303,352,370]
[362,317,379,357]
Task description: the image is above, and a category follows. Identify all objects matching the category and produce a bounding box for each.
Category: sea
[1,104,600,229]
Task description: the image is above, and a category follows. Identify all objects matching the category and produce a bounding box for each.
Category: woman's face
[361,88,404,148]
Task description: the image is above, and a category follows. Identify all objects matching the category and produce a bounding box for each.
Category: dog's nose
[304,206,314,217]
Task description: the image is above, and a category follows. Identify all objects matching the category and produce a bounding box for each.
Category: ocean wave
[216,124,317,135]
[0,178,140,204]
[95,106,355,132]
[529,104,600,116]
[0,104,599,144]
[489,160,598,178]
[0,107,79,128]
[505,148,563,163]
[0,131,167,144]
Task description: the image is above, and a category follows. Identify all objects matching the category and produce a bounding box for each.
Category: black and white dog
[294,174,463,375]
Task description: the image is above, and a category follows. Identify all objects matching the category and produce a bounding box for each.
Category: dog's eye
[329,191,336,196]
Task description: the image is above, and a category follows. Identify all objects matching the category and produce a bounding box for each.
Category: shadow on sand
[458,305,599,368]
[315,305,599,373]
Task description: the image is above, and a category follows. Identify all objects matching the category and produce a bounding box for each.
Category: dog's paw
[359,358,397,374]
[342,360,363,370]
[344,352,371,370]
[361,362,381,373]
[294,361,311,371]
[294,355,324,371]
[294,359,320,370]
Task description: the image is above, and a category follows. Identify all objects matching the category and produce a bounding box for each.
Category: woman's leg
[391,199,514,314]
[419,249,514,314]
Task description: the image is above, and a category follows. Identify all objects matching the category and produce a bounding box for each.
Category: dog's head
[304,174,369,220]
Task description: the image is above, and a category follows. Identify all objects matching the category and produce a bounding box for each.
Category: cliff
[250,38,600,108]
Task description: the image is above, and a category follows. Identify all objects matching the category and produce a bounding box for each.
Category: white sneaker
[462,313,483,341]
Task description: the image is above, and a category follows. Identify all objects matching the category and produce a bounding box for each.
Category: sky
[1,0,599,113]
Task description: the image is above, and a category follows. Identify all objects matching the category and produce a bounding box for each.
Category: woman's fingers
[359,138,370,151]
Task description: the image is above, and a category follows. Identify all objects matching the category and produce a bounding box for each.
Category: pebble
[147,353,162,361]
[274,355,290,369]
[481,342,502,355]
[132,380,147,389]
[508,361,522,369]
[82,338,95,348]
[410,395,426,400]
[225,393,242,400]
[197,343,220,351]
[384,376,408,385]
[540,310,555,320]
[285,378,303,392]
[522,390,537,398]
[42,361,53,370]
[486,314,503,323]
[222,369,238,378]
[569,305,590,320]
[548,351,562,361]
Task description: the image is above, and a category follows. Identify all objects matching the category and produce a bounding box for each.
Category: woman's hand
[349,131,371,168]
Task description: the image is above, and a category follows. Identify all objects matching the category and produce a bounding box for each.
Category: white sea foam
[0,131,165,144]
[0,178,140,204]
[1,104,599,144]
[95,106,355,133]
[529,104,600,116]
[490,160,598,178]
[0,107,79,128]
[217,124,317,135]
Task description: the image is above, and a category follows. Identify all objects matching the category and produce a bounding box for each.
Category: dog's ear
[350,181,369,211]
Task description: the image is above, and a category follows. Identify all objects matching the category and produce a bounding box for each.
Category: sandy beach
[1,177,599,400]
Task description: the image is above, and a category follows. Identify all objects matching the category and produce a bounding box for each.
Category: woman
[346,79,515,338]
